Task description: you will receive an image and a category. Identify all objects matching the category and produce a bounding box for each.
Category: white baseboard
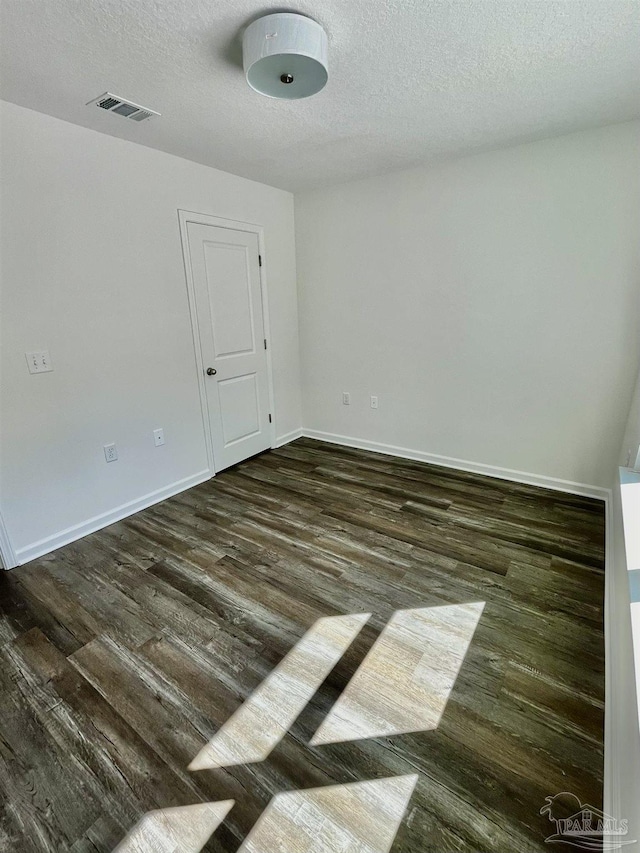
[274,428,304,448]
[604,495,620,831]
[13,469,211,567]
[301,429,609,501]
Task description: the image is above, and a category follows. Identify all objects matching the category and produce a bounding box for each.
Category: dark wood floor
[0,438,605,852]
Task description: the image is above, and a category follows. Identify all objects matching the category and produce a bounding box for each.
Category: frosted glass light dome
[242,13,328,100]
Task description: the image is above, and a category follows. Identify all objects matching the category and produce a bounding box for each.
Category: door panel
[218,373,261,445]
[203,241,255,358]
[186,221,271,472]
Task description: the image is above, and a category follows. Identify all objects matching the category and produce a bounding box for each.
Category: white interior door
[186,221,271,472]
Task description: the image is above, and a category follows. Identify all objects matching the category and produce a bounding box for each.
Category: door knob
[206,367,217,376]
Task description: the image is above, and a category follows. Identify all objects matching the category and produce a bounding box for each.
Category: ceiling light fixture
[242,12,328,100]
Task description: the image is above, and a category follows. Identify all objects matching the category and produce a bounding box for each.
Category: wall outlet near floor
[25,350,53,374]
[342,392,351,406]
[104,443,118,463]
[153,428,165,447]
[370,395,378,409]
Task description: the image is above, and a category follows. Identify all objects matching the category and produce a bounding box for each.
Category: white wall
[295,121,640,491]
[0,100,301,564]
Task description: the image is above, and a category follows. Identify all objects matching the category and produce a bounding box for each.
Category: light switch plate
[26,350,53,374]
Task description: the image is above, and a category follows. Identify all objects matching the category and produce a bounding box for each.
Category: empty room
[1,1,639,851]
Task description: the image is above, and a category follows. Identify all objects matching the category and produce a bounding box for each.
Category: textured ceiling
[1,0,639,192]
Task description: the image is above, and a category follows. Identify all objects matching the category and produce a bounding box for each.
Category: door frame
[178,210,276,477]
[0,506,17,569]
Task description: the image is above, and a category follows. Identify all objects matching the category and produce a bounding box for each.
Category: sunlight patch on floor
[238,775,419,853]
[311,602,485,745]
[113,800,234,853]
[189,612,370,770]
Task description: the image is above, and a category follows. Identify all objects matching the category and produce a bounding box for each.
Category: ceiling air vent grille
[87,92,160,122]
[97,96,120,110]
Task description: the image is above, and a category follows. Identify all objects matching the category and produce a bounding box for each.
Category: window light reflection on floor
[114,600,485,851]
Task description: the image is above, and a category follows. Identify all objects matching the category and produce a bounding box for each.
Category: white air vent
[87,92,160,122]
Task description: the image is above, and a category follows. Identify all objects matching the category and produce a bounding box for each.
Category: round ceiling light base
[242,13,328,100]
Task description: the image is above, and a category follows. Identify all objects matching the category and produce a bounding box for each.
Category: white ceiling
[1,1,639,192]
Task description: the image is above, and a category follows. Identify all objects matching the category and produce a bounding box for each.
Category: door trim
[178,210,276,476]
[0,506,18,569]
